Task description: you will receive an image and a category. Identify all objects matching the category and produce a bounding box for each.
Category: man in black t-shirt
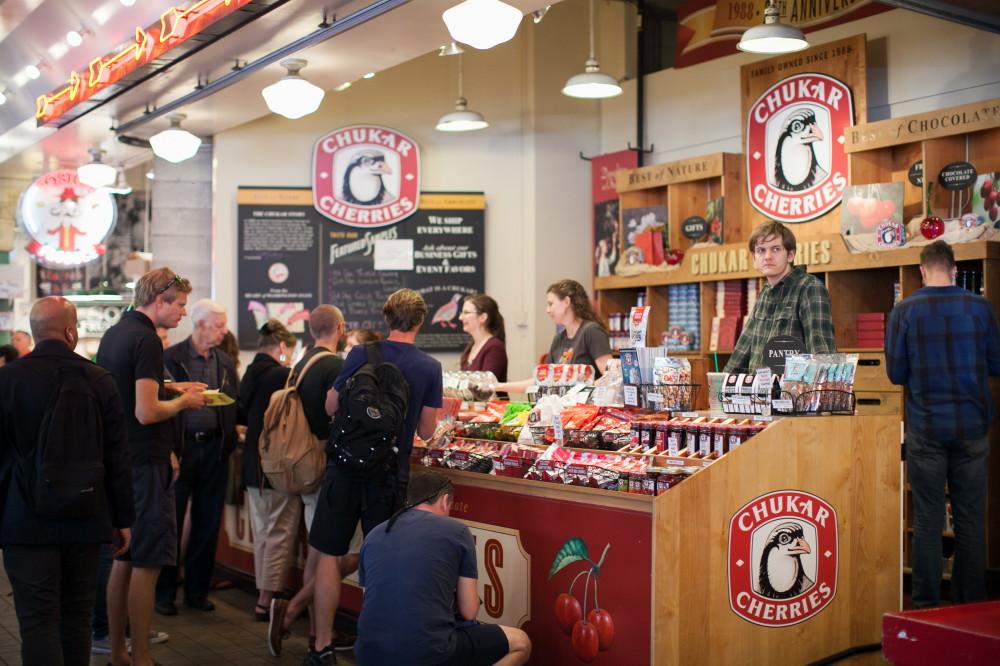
[357,472,530,666]
[97,268,206,666]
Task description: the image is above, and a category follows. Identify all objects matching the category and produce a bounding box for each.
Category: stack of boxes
[664,283,700,352]
[855,312,887,348]
[710,279,752,351]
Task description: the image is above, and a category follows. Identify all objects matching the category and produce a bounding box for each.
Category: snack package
[629,306,651,347]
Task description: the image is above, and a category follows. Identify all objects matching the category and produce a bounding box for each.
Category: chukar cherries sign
[728,490,838,627]
[312,125,420,228]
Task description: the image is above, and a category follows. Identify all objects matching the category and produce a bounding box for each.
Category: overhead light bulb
[436,54,488,132]
[66,30,83,47]
[24,65,41,80]
[362,72,375,79]
[563,0,621,99]
[0,91,6,106]
[261,58,325,120]
[334,82,352,92]
[438,42,464,57]
[77,148,117,188]
[443,0,522,50]
[120,0,136,6]
[737,0,808,54]
[145,170,155,180]
[149,113,202,163]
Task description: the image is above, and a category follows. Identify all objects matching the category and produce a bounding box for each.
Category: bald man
[11,329,33,357]
[0,297,134,666]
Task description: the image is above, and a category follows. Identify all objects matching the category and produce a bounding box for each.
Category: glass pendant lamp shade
[436,54,488,132]
[77,148,116,188]
[262,58,325,119]
[563,0,621,100]
[737,1,808,54]
[149,114,202,164]
[442,0,522,50]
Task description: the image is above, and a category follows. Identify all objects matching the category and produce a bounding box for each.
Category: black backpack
[328,342,410,477]
[22,365,106,520]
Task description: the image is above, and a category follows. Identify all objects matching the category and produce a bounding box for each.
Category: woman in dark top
[458,294,508,382]
[237,320,297,620]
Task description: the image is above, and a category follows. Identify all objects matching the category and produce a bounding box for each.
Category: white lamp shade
[77,162,117,188]
[150,127,202,163]
[737,22,808,54]
[262,76,325,119]
[443,0,522,50]
[436,108,489,132]
[562,70,622,99]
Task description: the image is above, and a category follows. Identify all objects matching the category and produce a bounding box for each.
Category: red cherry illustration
[587,608,615,651]
[877,199,896,219]
[990,205,999,223]
[555,592,582,636]
[571,619,599,662]
[989,190,1000,204]
[846,196,863,215]
[860,198,878,218]
[859,212,880,230]
[920,216,944,239]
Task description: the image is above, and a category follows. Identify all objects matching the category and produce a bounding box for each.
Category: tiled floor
[0,568,357,666]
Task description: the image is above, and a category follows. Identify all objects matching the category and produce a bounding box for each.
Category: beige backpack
[258,351,334,494]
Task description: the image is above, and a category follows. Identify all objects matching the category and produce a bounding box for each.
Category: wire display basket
[623,383,700,412]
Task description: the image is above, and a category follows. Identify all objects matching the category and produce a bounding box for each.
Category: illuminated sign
[35,0,252,125]
[17,170,117,268]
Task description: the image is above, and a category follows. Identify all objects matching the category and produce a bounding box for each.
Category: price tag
[646,391,663,403]
[553,417,564,444]
[680,411,700,418]
[623,385,639,406]
[772,399,793,411]
[591,386,607,405]
[666,459,685,467]
[732,396,751,406]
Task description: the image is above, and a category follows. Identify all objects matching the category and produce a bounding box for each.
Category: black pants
[91,543,113,639]
[156,438,228,604]
[3,543,101,666]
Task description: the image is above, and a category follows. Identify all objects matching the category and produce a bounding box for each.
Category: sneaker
[149,629,169,645]
[331,632,356,651]
[91,636,111,655]
[268,598,289,657]
[302,648,337,665]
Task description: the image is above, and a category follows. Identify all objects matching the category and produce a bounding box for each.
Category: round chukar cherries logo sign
[312,125,420,229]
[746,73,854,224]
[728,490,838,627]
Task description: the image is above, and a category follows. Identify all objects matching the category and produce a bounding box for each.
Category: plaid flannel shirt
[724,266,835,373]
[886,285,1000,441]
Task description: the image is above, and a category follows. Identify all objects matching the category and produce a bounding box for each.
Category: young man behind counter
[724,221,836,374]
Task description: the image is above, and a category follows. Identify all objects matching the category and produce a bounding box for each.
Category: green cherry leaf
[549,537,589,580]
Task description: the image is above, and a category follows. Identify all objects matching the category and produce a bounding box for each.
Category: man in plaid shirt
[886,240,1000,608]
[724,221,835,373]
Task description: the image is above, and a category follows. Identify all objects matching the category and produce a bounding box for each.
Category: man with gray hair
[155,298,239,616]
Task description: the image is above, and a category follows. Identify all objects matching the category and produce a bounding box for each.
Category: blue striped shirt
[886,285,1000,440]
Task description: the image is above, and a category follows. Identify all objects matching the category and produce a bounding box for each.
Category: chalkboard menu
[237,188,485,352]
[322,193,485,352]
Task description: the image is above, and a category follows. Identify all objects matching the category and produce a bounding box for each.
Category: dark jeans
[907,431,989,608]
[156,438,228,604]
[91,543,113,639]
[3,543,101,666]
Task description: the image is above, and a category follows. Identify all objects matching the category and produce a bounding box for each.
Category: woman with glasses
[457,294,508,383]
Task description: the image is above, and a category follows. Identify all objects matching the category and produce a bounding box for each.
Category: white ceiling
[0,0,556,180]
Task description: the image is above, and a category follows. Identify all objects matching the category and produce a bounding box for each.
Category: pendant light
[737,0,808,54]
[436,54,488,132]
[562,0,621,99]
[442,0,522,50]
[77,148,117,188]
[262,58,325,119]
[149,114,202,163]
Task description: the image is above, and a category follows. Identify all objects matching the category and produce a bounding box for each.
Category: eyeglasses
[155,274,189,296]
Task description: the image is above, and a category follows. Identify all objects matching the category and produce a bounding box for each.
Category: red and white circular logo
[17,169,117,268]
[728,490,838,627]
[312,125,420,228]
[746,73,854,223]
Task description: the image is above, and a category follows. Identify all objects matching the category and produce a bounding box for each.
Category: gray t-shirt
[548,320,612,376]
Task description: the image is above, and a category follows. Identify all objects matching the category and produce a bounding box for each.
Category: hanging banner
[322,193,485,352]
[236,188,322,348]
[741,34,867,230]
[592,150,638,279]
[675,0,889,68]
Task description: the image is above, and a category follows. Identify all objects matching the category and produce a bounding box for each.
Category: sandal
[255,604,270,622]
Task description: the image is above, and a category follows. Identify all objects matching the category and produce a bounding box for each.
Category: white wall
[599,9,1000,163]
[213,0,600,378]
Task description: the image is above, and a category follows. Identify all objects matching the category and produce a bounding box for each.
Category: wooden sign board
[616,153,726,192]
[741,34,868,237]
[844,97,1000,152]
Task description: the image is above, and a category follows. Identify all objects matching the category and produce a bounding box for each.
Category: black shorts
[444,623,510,666]
[308,467,404,557]
[116,463,177,568]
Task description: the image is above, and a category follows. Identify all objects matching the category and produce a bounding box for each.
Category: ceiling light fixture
[334,82,352,92]
[149,113,202,163]
[77,148,117,188]
[120,0,136,6]
[24,64,41,80]
[737,0,808,54]
[66,30,83,47]
[436,54,488,132]
[442,0,522,50]
[438,41,464,57]
[0,91,7,106]
[532,5,551,24]
[362,72,375,79]
[562,0,621,99]
[261,58,325,120]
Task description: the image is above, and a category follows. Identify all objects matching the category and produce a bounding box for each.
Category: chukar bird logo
[773,109,827,192]
[342,149,394,205]
[757,521,814,600]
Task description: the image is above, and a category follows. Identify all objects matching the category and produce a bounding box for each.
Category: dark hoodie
[237,353,289,488]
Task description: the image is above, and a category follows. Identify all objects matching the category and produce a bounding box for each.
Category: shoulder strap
[290,350,336,390]
[365,341,383,366]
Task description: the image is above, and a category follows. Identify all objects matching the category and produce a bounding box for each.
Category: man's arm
[416,405,438,441]
[456,576,480,621]
[325,386,339,417]
[135,378,204,425]
[724,312,754,374]
[884,307,909,385]
[800,280,837,354]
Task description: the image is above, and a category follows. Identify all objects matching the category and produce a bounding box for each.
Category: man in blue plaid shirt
[886,240,1000,608]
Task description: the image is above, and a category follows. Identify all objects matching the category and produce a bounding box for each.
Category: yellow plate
[202,389,235,407]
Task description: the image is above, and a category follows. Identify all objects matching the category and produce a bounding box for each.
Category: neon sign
[36,0,252,125]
